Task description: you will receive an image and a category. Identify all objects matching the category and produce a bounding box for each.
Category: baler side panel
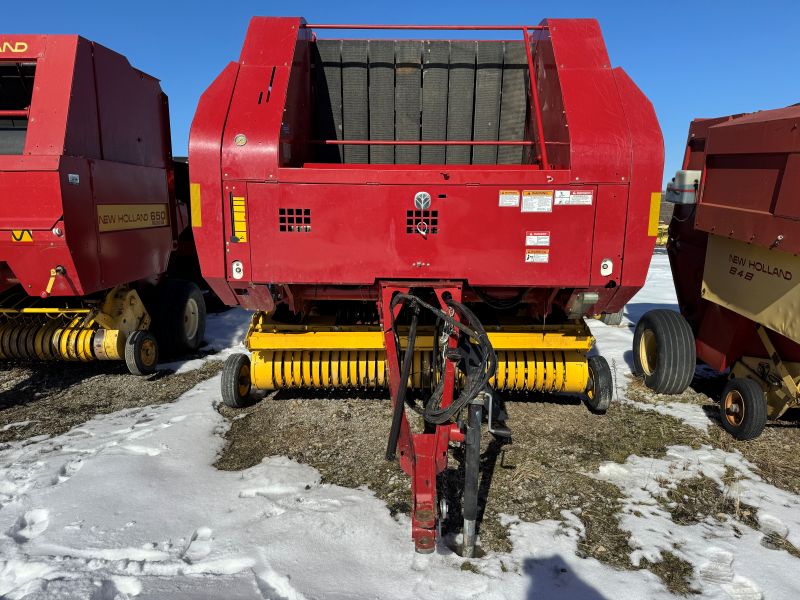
[59,157,99,295]
[696,106,800,255]
[613,67,663,294]
[15,36,74,157]
[529,32,568,168]
[63,38,102,159]
[92,160,173,289]
[547,19,628,183]
[221,17,302,182]
[92,43,167,168]
[188,62,240,306]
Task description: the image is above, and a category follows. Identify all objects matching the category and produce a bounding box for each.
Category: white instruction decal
[521,190,553,213]
[525,231,550,246]
[499,190,520,207]
[555,190,593,206]
[525,249,549,263]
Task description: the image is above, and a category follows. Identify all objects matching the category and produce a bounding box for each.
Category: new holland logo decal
[0,41,29,53]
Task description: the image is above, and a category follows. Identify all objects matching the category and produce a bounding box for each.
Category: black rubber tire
[153,279,207,358]
[222,353,253,409]
[586,355,613,414]
[632,309,696,395]
[462,402,482,555]
[719,378,767,440]
[599,310,624,327]
[124,330,159,376]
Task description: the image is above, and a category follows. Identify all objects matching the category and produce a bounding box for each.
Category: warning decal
[498,190,520,207]
[525,231,550,247]
[10,229,32,242]
[555,190,593,206]
[521,190,553,213]
[525,249,549,263]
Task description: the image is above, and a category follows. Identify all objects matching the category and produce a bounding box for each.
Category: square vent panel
[406,210,438,234]
[279,208,311,232]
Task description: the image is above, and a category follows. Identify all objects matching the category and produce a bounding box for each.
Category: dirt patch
[0,359,222,443]
[657,474,759,529]
[216,389,705,591]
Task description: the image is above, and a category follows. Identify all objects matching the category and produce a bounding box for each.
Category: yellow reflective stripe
[648,192,661,237]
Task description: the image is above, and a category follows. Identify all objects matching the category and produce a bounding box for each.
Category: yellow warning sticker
[11,229,33,242]
[498,190,520,207]
[96,204,169,233]
[521,190,553,213]
[231,196,247,243]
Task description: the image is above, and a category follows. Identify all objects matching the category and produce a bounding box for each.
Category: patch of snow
[594,444,800,599]
[1,420,31,432]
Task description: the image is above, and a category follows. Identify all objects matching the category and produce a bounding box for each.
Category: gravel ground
[0,358,222,444]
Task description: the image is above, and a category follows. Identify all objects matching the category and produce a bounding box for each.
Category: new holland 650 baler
[0,36,207,374]
[190,18,663,554]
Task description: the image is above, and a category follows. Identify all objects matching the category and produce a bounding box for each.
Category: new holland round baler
[0,36,207,374]
[635,105,800,441]
[190,17,663,554]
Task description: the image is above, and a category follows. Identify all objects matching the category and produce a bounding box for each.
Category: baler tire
[719,378,767,440]
[222,353,253,409]
[599,310,624,327]
[633,309,696,395]
[155,279,207,358]
[462,402,482,557]
[585,355,613,414]
[125,330,159,376]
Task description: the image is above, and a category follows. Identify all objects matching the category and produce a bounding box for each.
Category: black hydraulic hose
[385,304,419,461]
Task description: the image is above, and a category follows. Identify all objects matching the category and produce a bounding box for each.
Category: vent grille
[279,208,311,232]
[406,210,438,234]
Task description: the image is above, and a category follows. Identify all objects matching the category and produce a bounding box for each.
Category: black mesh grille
[279,208,311,232]
[406,210,438,234]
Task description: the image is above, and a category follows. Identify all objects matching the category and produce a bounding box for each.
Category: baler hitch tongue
[384,292,497,555]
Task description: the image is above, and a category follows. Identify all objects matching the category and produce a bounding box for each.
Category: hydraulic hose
[386,293,497,428]
[385,304,419,461]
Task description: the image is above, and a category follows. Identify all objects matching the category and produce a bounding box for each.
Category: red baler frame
[0,35,181,299]
[190,18,663,315]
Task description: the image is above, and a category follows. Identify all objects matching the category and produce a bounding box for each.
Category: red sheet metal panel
[695,105,800,255]
[0,35,178,297]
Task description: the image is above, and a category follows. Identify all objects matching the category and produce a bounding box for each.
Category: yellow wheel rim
[639,329,657,376]
[238,363,251,397]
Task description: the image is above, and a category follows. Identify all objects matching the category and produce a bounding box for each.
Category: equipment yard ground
[1,254,799,599]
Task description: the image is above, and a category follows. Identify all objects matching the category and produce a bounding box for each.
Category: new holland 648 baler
[190,18,663,554]
[635,106,800,440]
[0,36,207,374]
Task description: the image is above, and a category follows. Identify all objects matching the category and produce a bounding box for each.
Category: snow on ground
[1,255,799,599]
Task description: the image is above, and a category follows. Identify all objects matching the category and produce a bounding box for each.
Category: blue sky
[19,1,800,185]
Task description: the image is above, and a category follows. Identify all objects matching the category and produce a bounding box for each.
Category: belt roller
[250,348,588,393]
